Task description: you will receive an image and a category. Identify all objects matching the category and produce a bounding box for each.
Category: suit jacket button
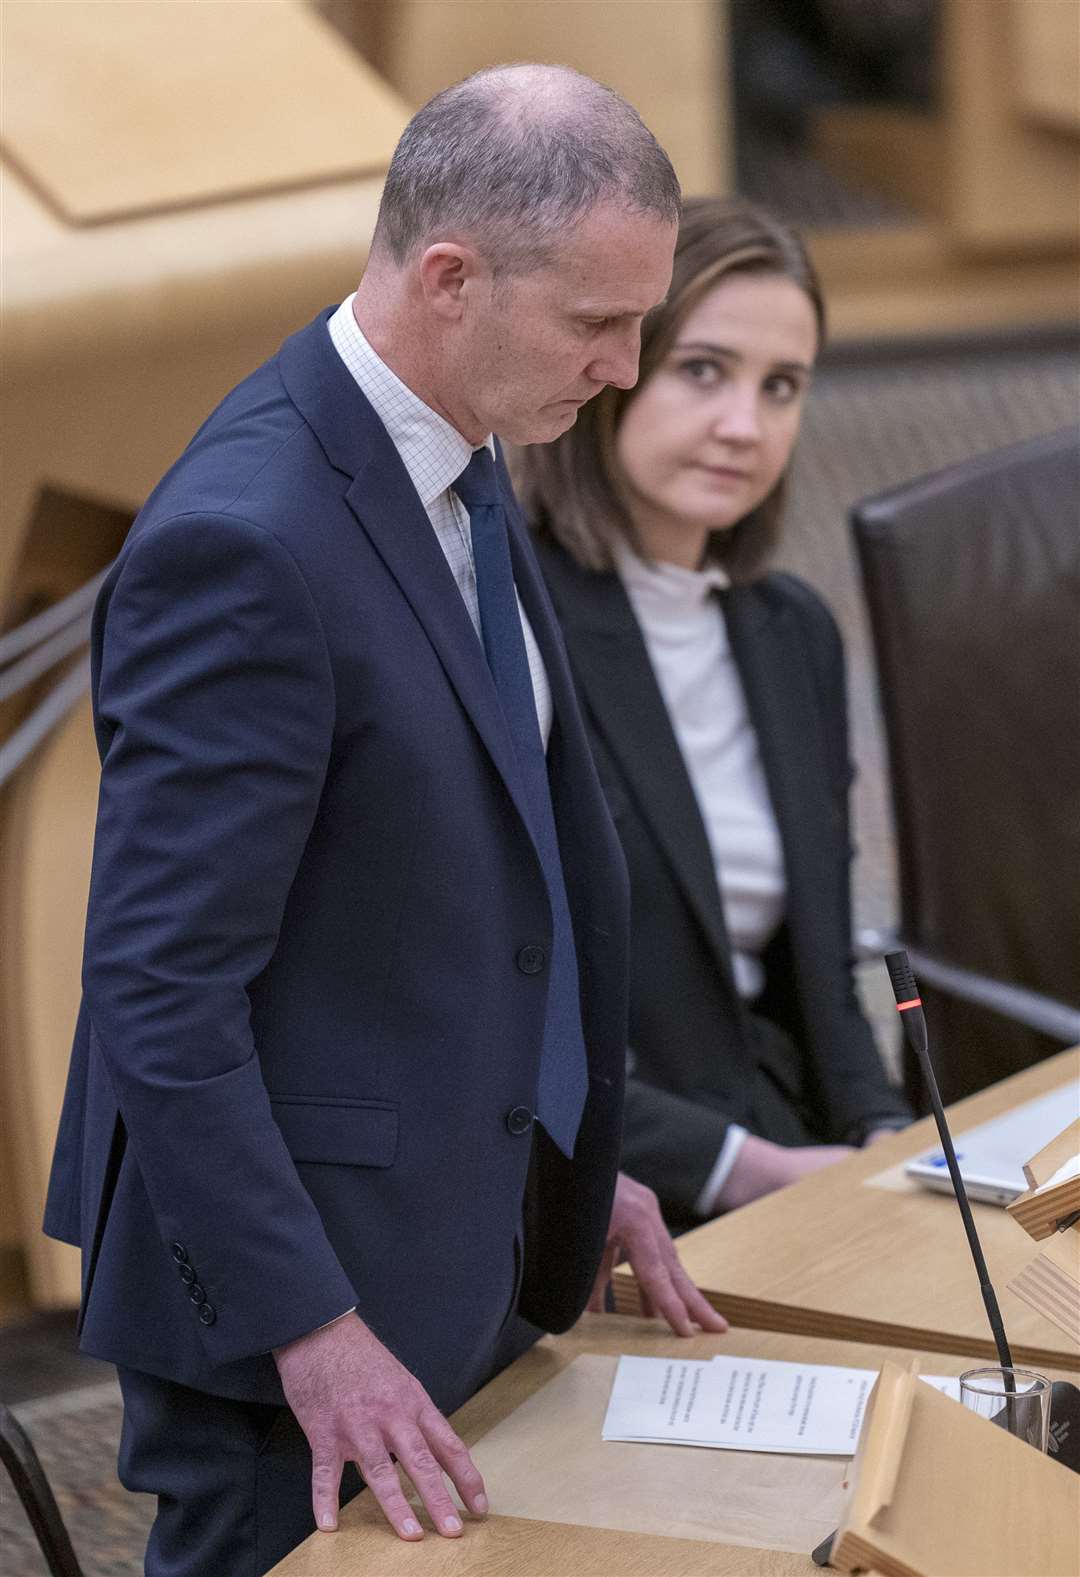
[198,1303,216,1326]
[506,1106,534,1136]
[178,1264,195,1285]
[188,1283,206,1304]
[171,1242,188,1264]
[516,944,546,975]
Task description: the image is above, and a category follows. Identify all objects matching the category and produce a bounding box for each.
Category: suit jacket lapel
[278,312,534,840]
[543,553,740,996]
[724,586,836,965]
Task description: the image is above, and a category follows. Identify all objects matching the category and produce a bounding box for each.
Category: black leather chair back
[853,427,1080,1105]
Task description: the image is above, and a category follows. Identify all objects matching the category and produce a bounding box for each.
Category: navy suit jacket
[44,311,629,1410]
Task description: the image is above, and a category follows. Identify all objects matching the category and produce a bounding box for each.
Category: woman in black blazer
[517,198,911,1231]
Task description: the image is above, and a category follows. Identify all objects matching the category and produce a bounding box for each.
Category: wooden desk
[616,1050,1080,1371]
[269,1313,1063,1575]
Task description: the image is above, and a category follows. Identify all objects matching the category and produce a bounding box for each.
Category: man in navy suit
[44,63,725,1574]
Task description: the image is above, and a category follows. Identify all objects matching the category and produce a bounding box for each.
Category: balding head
[371,63,680,276]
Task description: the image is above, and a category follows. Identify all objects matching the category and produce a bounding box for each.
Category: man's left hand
[587,1172,729,1337]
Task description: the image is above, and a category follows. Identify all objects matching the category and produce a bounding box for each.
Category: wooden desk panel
[269,1314,1059,1575]
[617,1050,1080,1370]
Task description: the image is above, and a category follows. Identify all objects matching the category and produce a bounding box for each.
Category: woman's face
[613,271,819,566]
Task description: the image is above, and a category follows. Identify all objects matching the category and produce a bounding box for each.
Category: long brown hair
[514,196,825,580]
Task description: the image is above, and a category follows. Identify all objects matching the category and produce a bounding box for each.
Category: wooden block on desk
[1010,1231,1080,1347]
[1010,1117,1080,1241]
[833,1361,1080,1577]
[617,1050,1080,1371]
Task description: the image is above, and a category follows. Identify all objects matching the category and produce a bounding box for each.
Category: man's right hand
[715,1134,854,1212]
[273,1313,488,1541]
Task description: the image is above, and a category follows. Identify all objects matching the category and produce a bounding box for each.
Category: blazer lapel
[724,586,836,964]
[278,312,535,841]
[546,554,740,995]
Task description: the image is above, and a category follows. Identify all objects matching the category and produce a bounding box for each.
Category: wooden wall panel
[945,0,1080,249]
[357,0,732,197]
[1012,0,1080,134]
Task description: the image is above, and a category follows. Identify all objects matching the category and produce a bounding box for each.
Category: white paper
[602,1354,960,1456]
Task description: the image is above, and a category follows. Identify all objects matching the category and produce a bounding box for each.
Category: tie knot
[453,446,499,514]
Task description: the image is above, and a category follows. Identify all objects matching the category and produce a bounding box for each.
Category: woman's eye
[678,358,721,384]
[764,373,802,402]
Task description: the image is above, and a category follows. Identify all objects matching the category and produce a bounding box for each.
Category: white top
[327,295,552,745]
[615,543,789,1215]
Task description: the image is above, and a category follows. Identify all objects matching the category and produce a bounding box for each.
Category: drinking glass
[959,1366,1051,1452]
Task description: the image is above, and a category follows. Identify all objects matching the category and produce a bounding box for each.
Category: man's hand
[273,1314,487,1541]
[716,1134,854,1212]
[588,1171,729,1336]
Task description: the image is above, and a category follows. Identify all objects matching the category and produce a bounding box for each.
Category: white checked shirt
[328,295,552,745]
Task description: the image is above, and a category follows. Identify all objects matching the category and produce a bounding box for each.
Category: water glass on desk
[960,1367,1051,1452]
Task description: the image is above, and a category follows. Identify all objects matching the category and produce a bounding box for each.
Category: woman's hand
[716,1134,854,1211]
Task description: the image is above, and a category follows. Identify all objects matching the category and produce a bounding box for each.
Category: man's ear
[418,242,485,321]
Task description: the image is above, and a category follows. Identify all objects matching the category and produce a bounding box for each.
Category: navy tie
[454,447,588,1157]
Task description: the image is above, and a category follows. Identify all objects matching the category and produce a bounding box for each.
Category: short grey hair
[372,63,681,274]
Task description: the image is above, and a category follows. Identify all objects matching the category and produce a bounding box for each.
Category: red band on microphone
[895,997,923,1012]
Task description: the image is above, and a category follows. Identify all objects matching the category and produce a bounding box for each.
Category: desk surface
[617,1049,1080,1370]
[268,1313,1071,1575]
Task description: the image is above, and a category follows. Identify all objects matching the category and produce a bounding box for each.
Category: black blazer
[536,539,910,1224]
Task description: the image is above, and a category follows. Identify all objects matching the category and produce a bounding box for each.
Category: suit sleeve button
[505,1106,534,1136]
[516,945,546,975]
[178,1264,195,1285]
[198,1303,216,1326]
[171,1243,188,1264]
[188,1284,206,1304]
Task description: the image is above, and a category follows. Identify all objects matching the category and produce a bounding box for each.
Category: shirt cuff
[694,1125,750,1218]
[848,1117,910,1145]
[312,1306,356,1334]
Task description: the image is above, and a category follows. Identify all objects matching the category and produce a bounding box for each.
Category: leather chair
[852,427,1080,1109]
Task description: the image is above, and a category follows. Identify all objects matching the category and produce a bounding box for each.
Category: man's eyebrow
[576,303,660,320]
[672,339,813,374]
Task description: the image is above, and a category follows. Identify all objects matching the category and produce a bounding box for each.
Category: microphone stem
[909,1032,1015,1373]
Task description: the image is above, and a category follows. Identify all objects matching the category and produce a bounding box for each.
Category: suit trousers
[116,1366,362,1577]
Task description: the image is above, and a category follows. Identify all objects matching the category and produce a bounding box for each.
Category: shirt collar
[327,294,494,505]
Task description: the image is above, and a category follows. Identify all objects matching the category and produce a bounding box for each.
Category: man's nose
[587,326,640,390]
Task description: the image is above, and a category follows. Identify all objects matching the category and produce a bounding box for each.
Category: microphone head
[885,950,919,1007]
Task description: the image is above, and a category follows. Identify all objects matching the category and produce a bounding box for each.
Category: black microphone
[886,950,1080,1476]
[884,950,1015,1373]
